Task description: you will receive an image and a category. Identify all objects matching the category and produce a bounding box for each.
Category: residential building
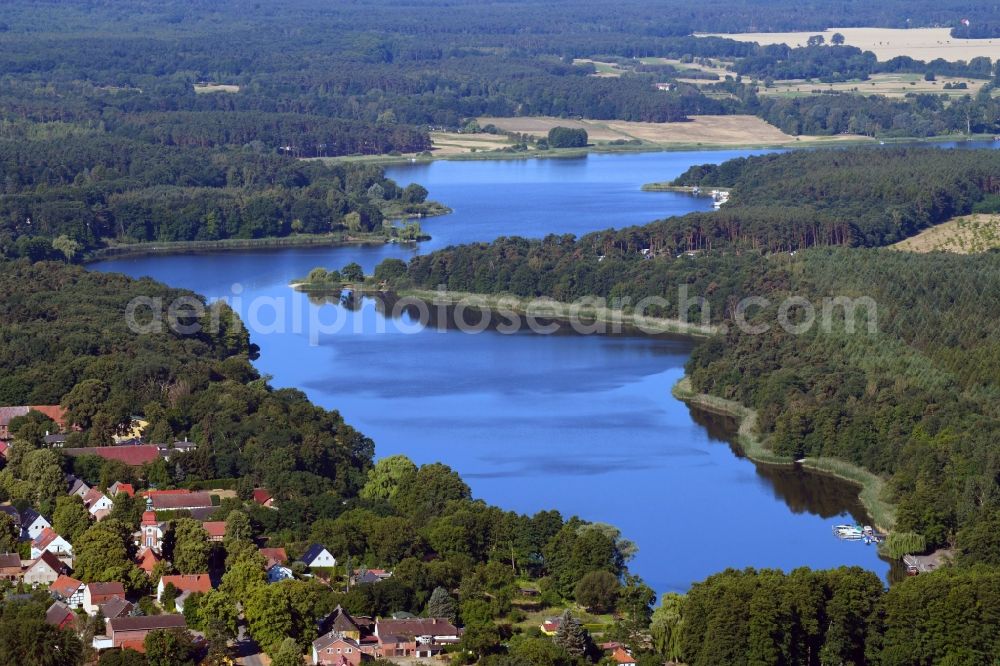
[50,574,85,607]
[100,598,134,619]
[157,573,211,612]
[45,601,77,631]
[301,544,337,569]
[0,553,22,581]
[136,546,161,575]
[108,482,135,497]
[0,405,67,441]
[66,476,90,499]
[351,568,392,585]
[44,432,67,447]
[84,582,126,615]
[31,527,73,561]
[100,614,186,650]
[260,547,293,582]
[610,647,637,666]
[202,521,226,542]
[373,618,462,658]
[252,488,276,508]
[312,633,365,666]
[20,509,52,541]
[23,551,68,585]
[82,487,113,520]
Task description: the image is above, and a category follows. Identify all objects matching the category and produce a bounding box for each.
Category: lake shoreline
[672,377,897,532]
[324,132,998,166]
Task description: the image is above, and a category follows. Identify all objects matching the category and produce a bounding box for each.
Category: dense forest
[0,133,439,258]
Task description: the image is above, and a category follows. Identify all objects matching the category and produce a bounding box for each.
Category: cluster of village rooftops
[0,404,470,662]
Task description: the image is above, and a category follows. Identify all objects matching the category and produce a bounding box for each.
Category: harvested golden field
[893,214,1000,253]
[477,115,870,147]
[698,27,999,62]
[429,131,519,155]
[194,83,240,94]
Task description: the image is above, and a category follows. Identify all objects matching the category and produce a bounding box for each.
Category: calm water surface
[94,149,901,592]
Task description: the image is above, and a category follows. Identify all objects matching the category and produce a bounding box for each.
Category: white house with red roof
[31,527,73,561]
[82,487,113,520]
[83,581,126,615]
[157,573,212,612]
[252,488,276,508]
[50,574,85,608]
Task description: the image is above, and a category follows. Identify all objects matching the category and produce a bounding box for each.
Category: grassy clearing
[572,58,627,77]
[84,233,388,262]
[757,73,991,99]
[400,289,719,338]
[672,377,896,530]
[697,27,1000,62]
[193,83,240,94]
[892,214,1000,254]
[429,131,518,155]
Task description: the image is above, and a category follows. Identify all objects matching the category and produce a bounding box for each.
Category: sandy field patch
[698,27,999,62]
[893,214,1000,253]
[194,83,240,93]
[478,115,870,146]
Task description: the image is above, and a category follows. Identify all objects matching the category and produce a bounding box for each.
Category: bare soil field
[477,115,870,146]
[698,28,999,62]
[893,214,1000,253]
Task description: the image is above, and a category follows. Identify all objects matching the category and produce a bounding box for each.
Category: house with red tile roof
[610,647,636,666]
[84,581,126,615]
[61,445,160,466]
[157,574,211,612]
[252,488,276,508]
[108,482,135,497]
[373,617,462,659]
[50,574,85,607]
[260,547,293,583]
[82,487,113,520]
[202,521,226,542]
[31,527,73,560]
[23,551,69,585]
[0,405,67,440]
[136,546,161,575]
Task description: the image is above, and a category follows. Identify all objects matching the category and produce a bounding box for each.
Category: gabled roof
[28,406,67,427]
[109,482,135,497]
[301,544,332,564]
[160,574,211,594]
[202,521,226,539]
[252,488,273,504]
[148,492,213,510]
[61,445,160,466]
[82,487,109,508]
[44,433,67,445]
[67,478,90,496]
[109,614,186,633]
[0,406,30,428]
[136,547,161,573]
[313,631,361,652]
[376,617,460,638]
[100,598,134,619]
[325,605,361,635]
[259,547,288,569]
[33,527,64,550]
[87,581,125,599]
[21,508,47,527]
[611,647,636,664]
[29,551,66,574]
[50,574,84,598]
[45,601,75,627]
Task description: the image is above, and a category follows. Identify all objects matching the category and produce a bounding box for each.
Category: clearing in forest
[893,214,1000,254]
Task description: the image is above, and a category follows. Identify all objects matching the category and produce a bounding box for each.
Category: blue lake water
[92,148,916,592]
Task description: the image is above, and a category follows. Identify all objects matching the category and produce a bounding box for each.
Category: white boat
[833,524,864,539]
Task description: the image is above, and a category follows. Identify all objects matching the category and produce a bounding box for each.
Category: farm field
[476,115,871,147]
[697,27,999,61]
[758,73,994,98]
[893,214,1000,253]
[429,131,519,155]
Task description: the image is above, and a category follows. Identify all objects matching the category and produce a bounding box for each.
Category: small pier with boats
[832,523,885,545]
